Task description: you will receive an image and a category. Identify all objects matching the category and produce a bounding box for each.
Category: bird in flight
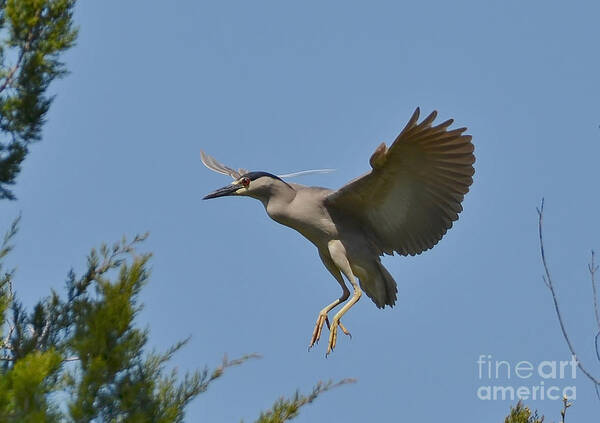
[202,108,475,355]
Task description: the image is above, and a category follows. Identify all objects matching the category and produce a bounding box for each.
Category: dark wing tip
[421,110,438,127]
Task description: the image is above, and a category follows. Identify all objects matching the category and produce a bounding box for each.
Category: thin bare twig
[209,353,261,382]
[1,278,15,358]
[560,395,572,423]
[537,199,600,389]
[1,218,19,359]
[0,50,26,94]
[590,251,600,330]
[0,354,79,363]
[589,251,600,367]
[1,302,15,353]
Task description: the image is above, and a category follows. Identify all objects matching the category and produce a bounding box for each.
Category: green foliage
[0,0,78,199]
[0,225,345,422]
[504,401,544,423]
[0,350,62,422]
[0,217,65,423]
[0,216,18,337]
[253,379,355,423]
[0,230,258,422]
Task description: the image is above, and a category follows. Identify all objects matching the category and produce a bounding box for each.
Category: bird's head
[203,171,291,201]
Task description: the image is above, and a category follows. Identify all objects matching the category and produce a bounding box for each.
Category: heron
[202,108,475,355]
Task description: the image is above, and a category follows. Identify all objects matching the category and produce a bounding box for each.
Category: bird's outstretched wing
[325,108,475,256]
[200,151,248,180]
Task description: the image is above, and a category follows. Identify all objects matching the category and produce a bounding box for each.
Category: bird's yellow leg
[309,249,351,350]
[328,284,361,355]
[326,240,362,356]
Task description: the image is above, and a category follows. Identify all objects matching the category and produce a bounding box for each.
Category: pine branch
[504,401,544,423]
[0,215,20,360]
[253,378,356,423]
[0,9,40,94]
[0,0,78,199]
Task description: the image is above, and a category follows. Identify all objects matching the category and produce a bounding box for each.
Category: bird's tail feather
[357,260,398,309]
[377,262,398,308]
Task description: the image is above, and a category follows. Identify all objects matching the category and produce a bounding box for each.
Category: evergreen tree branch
[0,8,39,94]
[0,223,339,421]
[205,353,262,390]
[0,0,78,200]
[504,401,544,423]
[253,378,356,423]
[0,215,20,359]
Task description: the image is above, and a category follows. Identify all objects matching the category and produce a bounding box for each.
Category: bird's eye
[241,177,250,187]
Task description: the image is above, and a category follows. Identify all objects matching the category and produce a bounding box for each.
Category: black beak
[203,184,241,200]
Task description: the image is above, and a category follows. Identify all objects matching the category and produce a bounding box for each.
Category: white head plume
[277,169,335,178]
[201,150,334,180]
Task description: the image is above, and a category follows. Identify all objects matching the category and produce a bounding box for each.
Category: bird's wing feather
[325,108,475,256]
[200,151,243,180]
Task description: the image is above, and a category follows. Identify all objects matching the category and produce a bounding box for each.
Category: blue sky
[2,0,600,421]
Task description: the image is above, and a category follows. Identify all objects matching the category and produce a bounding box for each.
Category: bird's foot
[327,316,351,338]
[309,313,351,352]
[325,317,351,356]
[309,312,328,350]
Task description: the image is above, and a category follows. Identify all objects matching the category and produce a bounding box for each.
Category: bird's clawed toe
[337,320,351,339]
[309,312,328,350]
[325,317,352,356]
[326,319,338,356]
[309,312,351,355]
